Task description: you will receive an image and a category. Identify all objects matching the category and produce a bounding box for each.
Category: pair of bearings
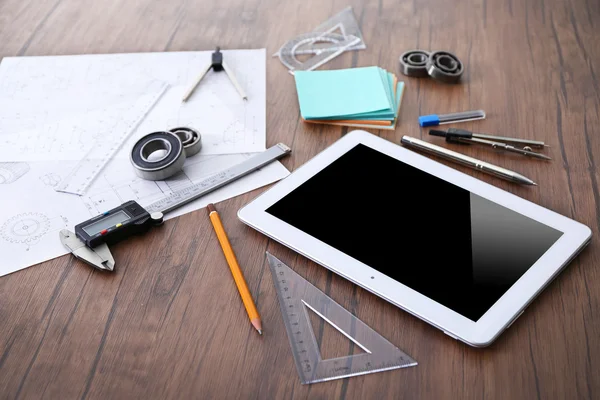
[399,50,463,83]
[130,127,202,181]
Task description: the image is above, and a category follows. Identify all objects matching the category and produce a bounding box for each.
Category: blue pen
[419,109,486,127]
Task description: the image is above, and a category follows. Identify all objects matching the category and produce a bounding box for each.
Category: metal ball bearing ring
[426,51,464,83]
[169,127,202,157]
[399,50,430,78]
[130,131,186,181]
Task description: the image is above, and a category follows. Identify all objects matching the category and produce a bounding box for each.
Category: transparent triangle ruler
[311,6,366,52]
[267,253,417,384]
[277,33,360,73]
[55,81,168,195]
[274,7,365,72]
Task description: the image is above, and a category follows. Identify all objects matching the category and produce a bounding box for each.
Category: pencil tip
[251,319,263,334]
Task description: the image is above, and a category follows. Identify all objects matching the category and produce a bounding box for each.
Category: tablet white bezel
[238,130,591,347]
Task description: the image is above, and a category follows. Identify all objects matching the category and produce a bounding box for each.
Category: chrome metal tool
[401,136,537,185]
[267,252,417,384]
[60,144,291,271]
[60,230,115,271]
[182,47,247,102]
[430,128,551,160]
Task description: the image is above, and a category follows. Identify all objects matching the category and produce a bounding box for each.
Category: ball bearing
[169,127,202,157]
[130,131,186,181]
[399,50,430,78]
[426,51,464,83]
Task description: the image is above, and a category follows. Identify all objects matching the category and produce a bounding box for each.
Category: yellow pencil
[207,203,262,335]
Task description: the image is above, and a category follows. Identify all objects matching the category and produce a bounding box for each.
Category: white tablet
[238,130,591,347]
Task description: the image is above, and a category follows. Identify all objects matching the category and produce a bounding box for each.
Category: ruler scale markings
[267,253,417,384]
[55,81,168,195]
[144,143,291,215]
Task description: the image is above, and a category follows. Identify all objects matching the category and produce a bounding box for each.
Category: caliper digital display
[82,211,131,236]
[75,200,162,248]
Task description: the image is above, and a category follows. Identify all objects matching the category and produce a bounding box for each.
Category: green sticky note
[379,68,394,108]
[294,67,392,119]
[394,81,402,110]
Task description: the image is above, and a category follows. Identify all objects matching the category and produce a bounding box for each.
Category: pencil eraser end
[419,115,440,127]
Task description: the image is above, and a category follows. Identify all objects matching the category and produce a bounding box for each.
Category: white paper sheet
[0,81,167,161]
[0,49,266,159]
[0,156,289,277]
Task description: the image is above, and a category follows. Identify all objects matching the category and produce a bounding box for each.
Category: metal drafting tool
[60,143,291,271]
[418,109,486,127]
[267,252,417,384]
[274,7,365,72]
[182,47,247,102]
[430,128,551,160]
[55,82,168,195]
[401,136,537,185]
[59,230,115,271]
[432,128,547,149]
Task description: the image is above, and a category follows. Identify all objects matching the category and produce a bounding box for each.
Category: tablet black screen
[266,143,563,321]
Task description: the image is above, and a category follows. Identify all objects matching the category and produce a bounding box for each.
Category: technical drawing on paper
[0,162,30,184]
[0,81,167,162]
[39,173,62,187]
[0,49,266,161]
[1,212,68,251]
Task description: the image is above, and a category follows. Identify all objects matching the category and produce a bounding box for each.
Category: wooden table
[1,0,599,398]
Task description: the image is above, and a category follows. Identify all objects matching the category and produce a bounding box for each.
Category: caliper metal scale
[60,143,291,271]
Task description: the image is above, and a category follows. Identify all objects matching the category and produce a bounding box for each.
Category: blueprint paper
[0,156,289,277]
[0,49,266,159]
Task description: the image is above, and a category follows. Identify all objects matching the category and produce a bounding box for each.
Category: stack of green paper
[294,67,404,130]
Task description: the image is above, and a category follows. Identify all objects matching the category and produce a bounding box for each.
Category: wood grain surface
[1,0,599,398]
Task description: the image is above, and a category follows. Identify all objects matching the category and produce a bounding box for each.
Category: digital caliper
[60,143,291,271]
